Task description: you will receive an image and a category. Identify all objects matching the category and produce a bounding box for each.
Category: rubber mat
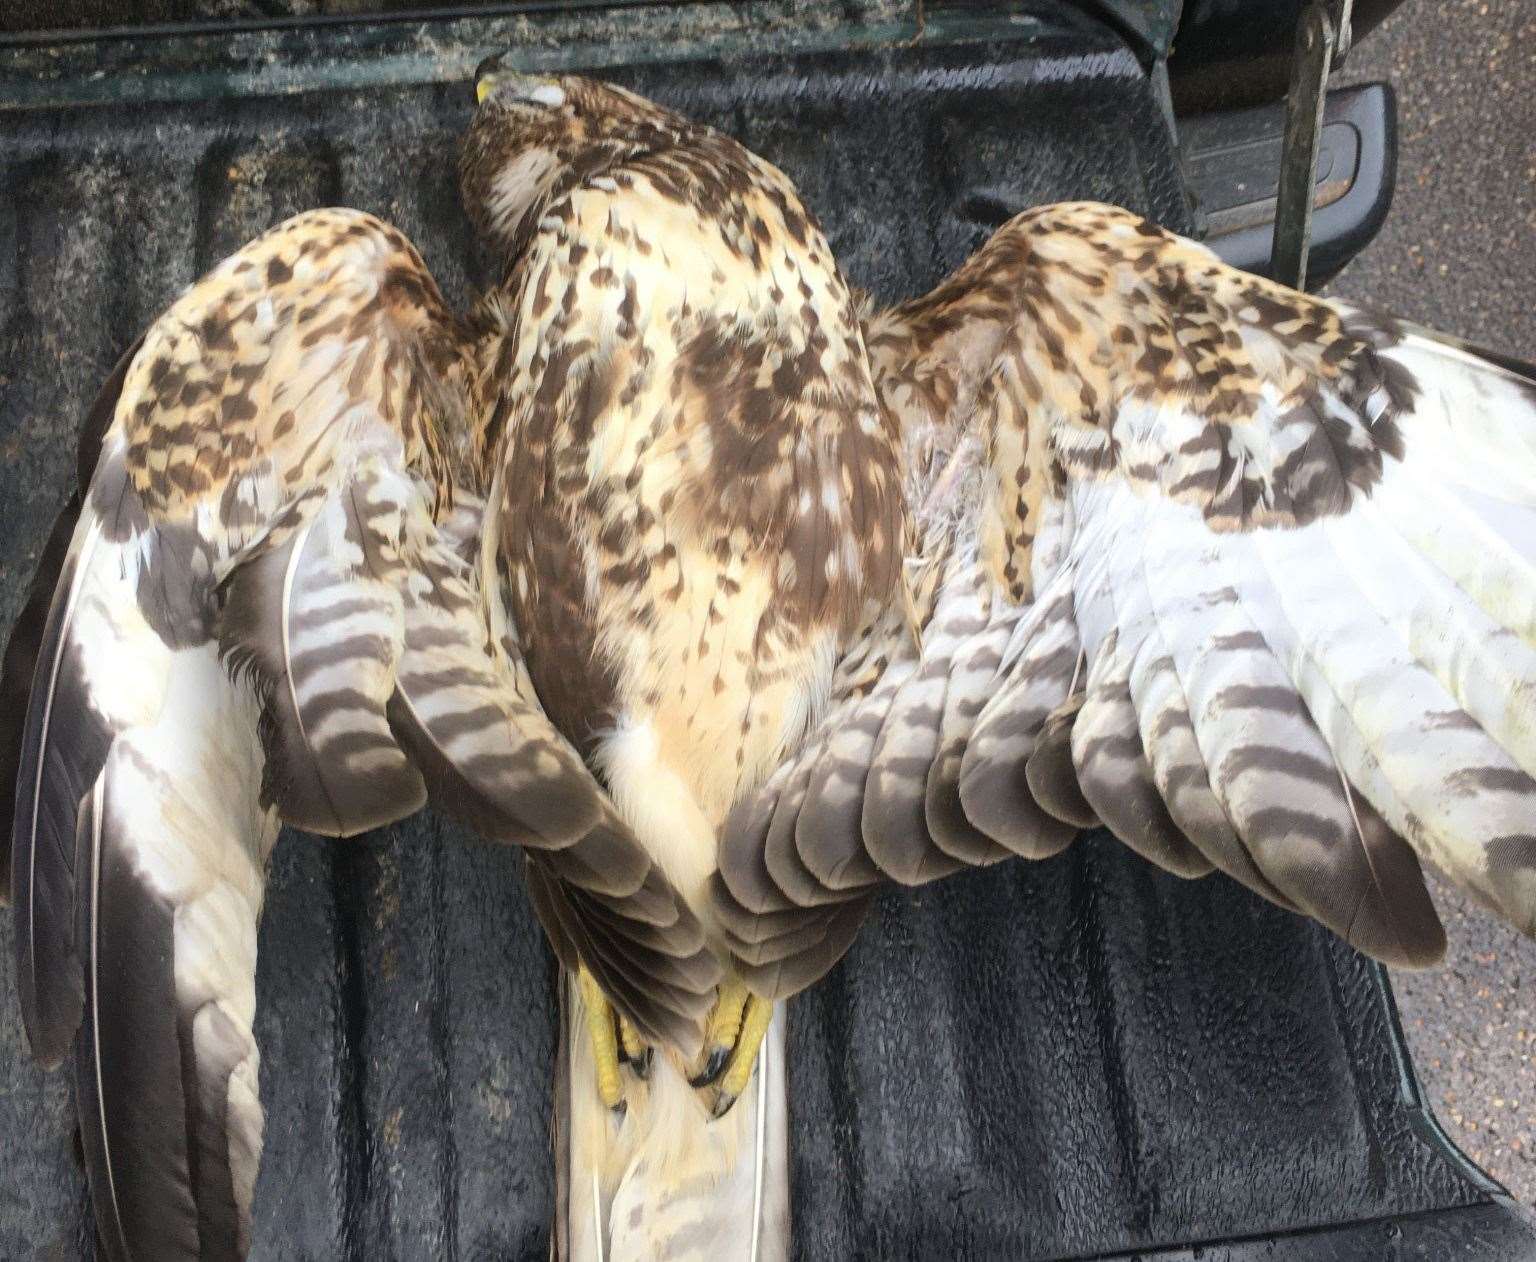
[1,3,1531,1258]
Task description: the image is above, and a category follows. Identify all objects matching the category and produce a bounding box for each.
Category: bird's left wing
[715,201,1536,999]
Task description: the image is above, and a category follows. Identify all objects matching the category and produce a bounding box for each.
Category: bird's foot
[577,967,651,1116]
[619,1012,652,1081]
[688,978,748,1087]
[689,979,772,1119]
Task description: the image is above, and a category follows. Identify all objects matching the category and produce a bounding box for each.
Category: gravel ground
[1326,0,1536,1204]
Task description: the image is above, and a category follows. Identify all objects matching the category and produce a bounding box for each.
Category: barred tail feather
[557,974,788,1262]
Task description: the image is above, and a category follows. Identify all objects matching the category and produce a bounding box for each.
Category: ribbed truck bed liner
[1,3,1532,1257]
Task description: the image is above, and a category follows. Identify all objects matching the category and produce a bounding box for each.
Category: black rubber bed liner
[1,2,1533,1258]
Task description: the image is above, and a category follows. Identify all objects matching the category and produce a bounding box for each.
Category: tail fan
[555,974,788,1262]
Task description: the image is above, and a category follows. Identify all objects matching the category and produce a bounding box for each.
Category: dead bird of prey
[9,68,1536,1262]
[2,65,905,1261]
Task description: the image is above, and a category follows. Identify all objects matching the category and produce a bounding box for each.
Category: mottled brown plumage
[867,203,1415,604]
[12,70,1536,1262]
[459,69,906,1260]
[479,87,899,801]
[4,69,907,1262]
[715,199,1536,1007]
[6,95,776,1249]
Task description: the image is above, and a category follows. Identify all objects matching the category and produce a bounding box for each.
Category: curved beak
[471,57,566,108]
[473,53,500,106]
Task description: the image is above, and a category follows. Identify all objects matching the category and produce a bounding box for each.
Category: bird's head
[459,62,690,263]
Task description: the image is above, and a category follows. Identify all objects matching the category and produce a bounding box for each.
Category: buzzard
[3,68,1534,1262]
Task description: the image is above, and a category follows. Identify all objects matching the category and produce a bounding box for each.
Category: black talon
[614,1014,651,1080]
[711,1089,741,1121]
[689,1045,731,1088]
[611,1098,628,1122]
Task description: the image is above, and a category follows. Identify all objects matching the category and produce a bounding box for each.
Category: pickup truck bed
[1,3,1533,1257]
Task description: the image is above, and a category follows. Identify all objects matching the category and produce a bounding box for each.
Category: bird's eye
[473,60,567,110]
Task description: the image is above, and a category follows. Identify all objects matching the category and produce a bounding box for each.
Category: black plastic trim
[0,0,710,48]
[1120,1200,1536,1261]
[1180,80,1396,288]
[1169,0,1411,114]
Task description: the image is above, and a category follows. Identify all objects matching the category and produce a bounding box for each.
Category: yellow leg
[577,967,624,1111]
[708,980,750,1049]
[618,1015,645,1062]
[689,978,750,1086]
[712,995,773,1119]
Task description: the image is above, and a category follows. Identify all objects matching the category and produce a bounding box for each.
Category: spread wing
[1,208,710,1261]
[714,200,1536,999]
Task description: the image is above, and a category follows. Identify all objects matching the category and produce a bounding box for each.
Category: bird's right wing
[6,208,473,1259]
[4,207,714,1261]
[714,201,1536,1001]
[0,334,138,906]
